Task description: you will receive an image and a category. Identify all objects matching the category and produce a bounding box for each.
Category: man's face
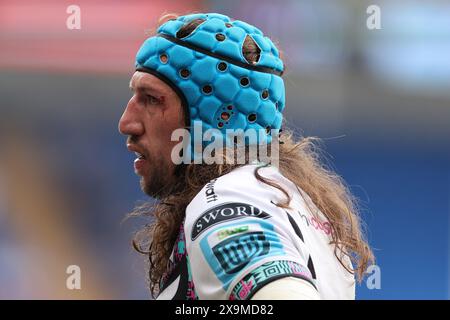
[119,71,185,198]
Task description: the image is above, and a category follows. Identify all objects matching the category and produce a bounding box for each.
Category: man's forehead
[129,72,168,93]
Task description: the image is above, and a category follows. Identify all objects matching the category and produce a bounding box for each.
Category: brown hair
[132,14,374,298]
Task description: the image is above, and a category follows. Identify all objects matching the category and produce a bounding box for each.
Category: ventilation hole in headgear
[176,18,206,39]
[216,33,226,41]
[218,122,224,128]
[275,102,279,110]
[265,126,271,134]
[227,105,233,110]
[262,90,269,99]
[160,53,168,64]
[217,62,228,72]
[180,69,190,78]
[225,23,233,28]
[243,35,261,65]
[248,114,257,123]
[240,77,250,87]
[202,85,213,94]
[221,112,230,121]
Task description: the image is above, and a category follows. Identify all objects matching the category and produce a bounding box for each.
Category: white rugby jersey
[156,164,355,300]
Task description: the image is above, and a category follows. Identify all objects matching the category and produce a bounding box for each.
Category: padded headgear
[135,13,285,150]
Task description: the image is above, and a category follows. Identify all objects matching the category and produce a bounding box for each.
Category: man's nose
[118,98,144,136]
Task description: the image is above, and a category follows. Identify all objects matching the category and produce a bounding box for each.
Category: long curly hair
[131,14,374,299]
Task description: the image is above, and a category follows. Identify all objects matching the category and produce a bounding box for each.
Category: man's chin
[140,175,169,199]
[140,176,154,197]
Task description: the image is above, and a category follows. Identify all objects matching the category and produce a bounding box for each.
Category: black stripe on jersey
[159,263,180,293]
[270,200,305,243]
[158,256,189,300]
[173,256,190,299]
[284,210,304,243]
[307,256,317,280]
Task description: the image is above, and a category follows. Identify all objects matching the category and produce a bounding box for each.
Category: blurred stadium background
[0,0,448,299]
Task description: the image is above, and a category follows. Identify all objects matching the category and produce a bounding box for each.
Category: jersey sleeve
[183,166,318,300]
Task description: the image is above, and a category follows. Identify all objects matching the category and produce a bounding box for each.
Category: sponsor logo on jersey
[217,225,249,240]
[205,179,218,203]
[213,231,270,274]
[297,211,332,235]
[191,202,271,240]
[270,200,332,236]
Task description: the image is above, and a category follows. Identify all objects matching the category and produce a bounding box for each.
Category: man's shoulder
[183,164,296,243]
[186,164,286,213]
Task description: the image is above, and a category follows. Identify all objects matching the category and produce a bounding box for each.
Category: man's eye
[146,95,162,105]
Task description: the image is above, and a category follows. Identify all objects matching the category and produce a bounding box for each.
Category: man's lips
[127,144,147,175]
[133,157,147,175]
[127,144,146,158]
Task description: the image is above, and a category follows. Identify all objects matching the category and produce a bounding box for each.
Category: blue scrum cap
[135,13,285,154]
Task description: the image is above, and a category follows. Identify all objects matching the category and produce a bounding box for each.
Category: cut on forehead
[129,71,174,95]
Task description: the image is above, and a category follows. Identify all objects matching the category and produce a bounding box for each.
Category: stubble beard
[140,155,176,199]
